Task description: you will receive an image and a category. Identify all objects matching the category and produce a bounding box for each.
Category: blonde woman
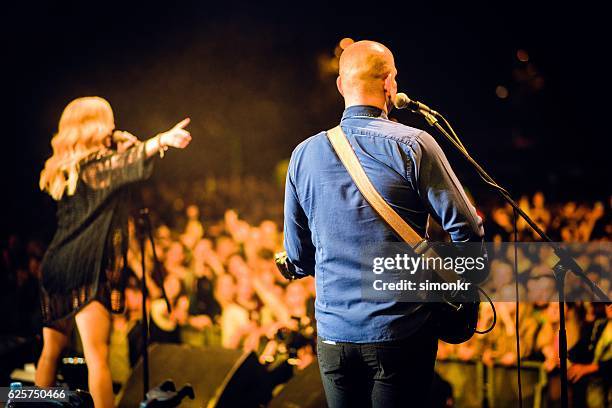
[37,96,191,407]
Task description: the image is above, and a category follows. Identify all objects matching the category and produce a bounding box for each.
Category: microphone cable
[436,110,524,405]
[513,208,524,408]
[406,104,527,403]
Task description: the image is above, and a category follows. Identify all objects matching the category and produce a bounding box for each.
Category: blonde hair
[39,97,115,200]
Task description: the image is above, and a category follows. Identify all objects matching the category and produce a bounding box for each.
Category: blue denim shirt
[283,105,484,342]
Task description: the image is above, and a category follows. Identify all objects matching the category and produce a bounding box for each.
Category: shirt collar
[341,105,388,121]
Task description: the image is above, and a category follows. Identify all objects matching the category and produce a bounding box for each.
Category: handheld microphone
[393,93,439,116]
[110,130,140,152]
[112,130,140,144]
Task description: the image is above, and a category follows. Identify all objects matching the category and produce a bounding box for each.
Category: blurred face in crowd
[156,225,172,250]
[259,220,277,237]
[125,287,143,313]
[193,239,213,260]
[257,264,276,287]
[232,221,250,242]
[498,285,523,313]
[527,275,556,304]
[285,281,307,310]
[166,242,186,265]
[562,202,577,217]
[194,264,213,279]
[186,205,200,220]
[592,201,605,218]
[28,257,41,278]
[533,192,545,208]
[479,301,494,323]
[539,277,557,301]
[538,245,554,261]
[236,277,255,301]
[224,209,239,229]
[248,228,261,245]
[492,260,513,290]
[504,245,525,262]
[492,208,511,229]
[164,276,182,300]
[599,278,610,294]
[216,236,238,261]
[304,278,316,297]
[228,255,249,279]
[546,302,560,324]
[561,227,573,242]
[215,274,237,303]
[591,251,608,269]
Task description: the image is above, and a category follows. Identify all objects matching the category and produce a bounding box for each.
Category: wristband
[158,135,169,158]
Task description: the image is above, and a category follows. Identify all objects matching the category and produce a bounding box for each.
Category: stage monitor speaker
[269,361,326,408]
[117,343,265,408]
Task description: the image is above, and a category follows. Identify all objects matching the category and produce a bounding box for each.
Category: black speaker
[117,343,265,408]
[269,361,327,408]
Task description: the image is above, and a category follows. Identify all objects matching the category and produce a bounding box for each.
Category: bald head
[337,40,397,111]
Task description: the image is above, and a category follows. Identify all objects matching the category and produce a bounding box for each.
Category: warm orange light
[339,37,354,50]
[495,85,509,99]
[517,49,529,62]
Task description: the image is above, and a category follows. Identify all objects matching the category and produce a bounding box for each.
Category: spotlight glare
[517,49,529,62]
[339,37,354,50]
[496,85,509,99]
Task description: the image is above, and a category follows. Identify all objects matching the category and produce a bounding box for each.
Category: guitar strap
[326,125,460,283]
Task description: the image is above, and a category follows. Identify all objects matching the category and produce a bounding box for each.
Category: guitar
[274,247,482,344]
[422,244,481,344]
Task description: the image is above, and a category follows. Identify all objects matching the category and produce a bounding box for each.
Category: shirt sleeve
[283,155,316,278]
[411,131,484,242]
[80,143,154,191]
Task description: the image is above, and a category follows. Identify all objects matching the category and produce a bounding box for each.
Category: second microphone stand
[413,108,610,408]
[135,208,172,401]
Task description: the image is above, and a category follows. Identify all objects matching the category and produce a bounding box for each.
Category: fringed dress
[40,144,154,329]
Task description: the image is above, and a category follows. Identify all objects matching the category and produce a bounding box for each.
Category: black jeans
[317,327,438,408]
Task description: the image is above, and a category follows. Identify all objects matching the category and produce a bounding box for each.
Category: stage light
[495,85,509,99]
[339,37,354,50]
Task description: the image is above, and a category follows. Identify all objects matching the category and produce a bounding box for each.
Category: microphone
[111,130,141,152]
[394,93,439,116]
[112,130,140,144]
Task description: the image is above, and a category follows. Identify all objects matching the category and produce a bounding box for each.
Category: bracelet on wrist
[158,135,169,158]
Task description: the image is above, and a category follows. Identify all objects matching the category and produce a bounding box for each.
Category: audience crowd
[1,178,610,407]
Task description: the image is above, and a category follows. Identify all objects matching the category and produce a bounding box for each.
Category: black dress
[40,143,154,329]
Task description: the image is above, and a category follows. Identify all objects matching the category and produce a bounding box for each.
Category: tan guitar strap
[326,126,430,249]
[327,126,469,289]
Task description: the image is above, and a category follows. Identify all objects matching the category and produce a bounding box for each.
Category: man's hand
[274,251,299,280]
[500,352,517,366]
[543,357,558,372]
[568,363,598,383]
[189,315,212,330]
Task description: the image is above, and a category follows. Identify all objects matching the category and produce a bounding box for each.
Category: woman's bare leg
[35,324,72,387]
[75,301,114,408]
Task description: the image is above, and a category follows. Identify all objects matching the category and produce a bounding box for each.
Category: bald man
[282,41,484,407]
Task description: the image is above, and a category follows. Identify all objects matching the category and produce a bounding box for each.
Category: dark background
[2,1,609,240]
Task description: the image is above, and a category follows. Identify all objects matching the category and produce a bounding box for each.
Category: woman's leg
[35,323,72,387]
[75,301,114,408]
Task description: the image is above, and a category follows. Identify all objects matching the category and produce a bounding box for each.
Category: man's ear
[383,73,394,96]
[336,76,344,96]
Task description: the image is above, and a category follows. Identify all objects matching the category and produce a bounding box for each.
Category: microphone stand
[135,208,172,403]
[413,109,610,408]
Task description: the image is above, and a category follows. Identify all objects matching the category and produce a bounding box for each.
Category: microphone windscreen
[394,93,411,109]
